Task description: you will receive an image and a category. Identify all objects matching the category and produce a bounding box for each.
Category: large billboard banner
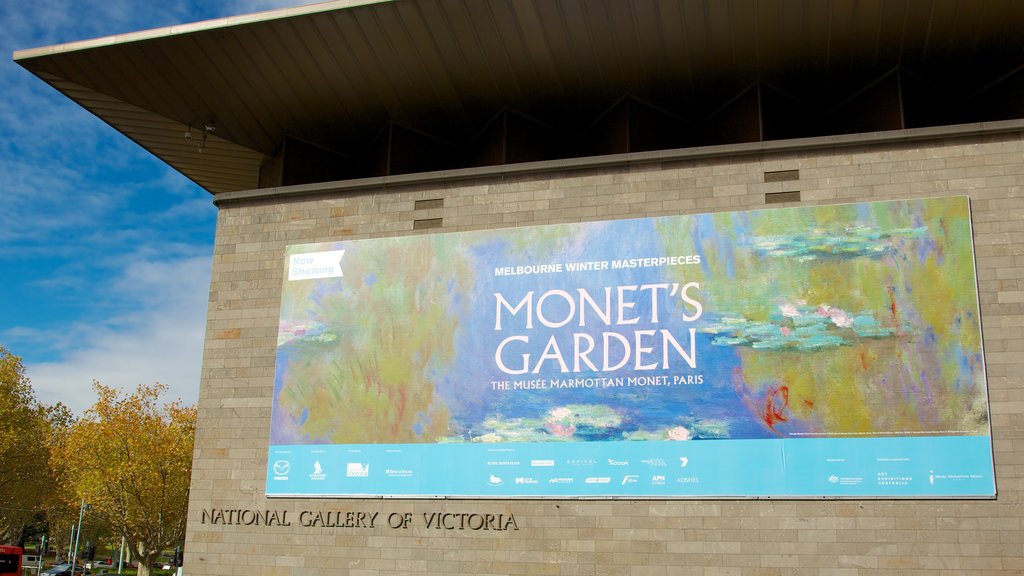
[267,196,994,498]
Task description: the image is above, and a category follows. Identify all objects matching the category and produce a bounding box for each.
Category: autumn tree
[0,346,57,545]
[52,383,195,576]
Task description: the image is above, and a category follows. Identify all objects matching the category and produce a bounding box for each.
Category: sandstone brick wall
[186,130,1024,575]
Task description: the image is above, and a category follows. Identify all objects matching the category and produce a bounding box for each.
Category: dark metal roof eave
[13,0,1024,195]
[12,0,388,61]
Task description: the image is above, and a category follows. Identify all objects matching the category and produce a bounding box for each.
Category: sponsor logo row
[479,456,692,487]
[272,459,701,487]
[272,460,376,482]
[489,474,700,487]
[273,455,690,480]
[271,459,974,492]
[500,457,687,467]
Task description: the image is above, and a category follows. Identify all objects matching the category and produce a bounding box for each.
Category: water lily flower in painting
[817,304,854,328]
[667,426,692,440]
[545,407,576,437]
[779,302,802,318]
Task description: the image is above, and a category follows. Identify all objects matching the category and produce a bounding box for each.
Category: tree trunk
[134,541,159,576]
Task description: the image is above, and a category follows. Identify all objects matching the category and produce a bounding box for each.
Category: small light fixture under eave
[185,122,216,153]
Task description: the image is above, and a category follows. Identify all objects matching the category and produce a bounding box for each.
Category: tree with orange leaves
[0,346,62,545]
[52,383,195,576]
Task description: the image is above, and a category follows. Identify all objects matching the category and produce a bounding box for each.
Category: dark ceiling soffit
[212,118,1024,206]
[26,71,266,194]
[13,0,1024,195]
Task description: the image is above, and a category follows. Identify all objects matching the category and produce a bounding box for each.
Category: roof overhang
[15,0,1024,194]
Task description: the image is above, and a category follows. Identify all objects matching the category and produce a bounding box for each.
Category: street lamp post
[71,500,88,574]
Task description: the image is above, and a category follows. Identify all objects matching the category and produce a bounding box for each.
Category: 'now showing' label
[288,250,345,281]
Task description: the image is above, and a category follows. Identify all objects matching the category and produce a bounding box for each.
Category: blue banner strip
[266,436,995,498]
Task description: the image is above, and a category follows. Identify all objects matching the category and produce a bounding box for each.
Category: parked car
[40,564,89,576]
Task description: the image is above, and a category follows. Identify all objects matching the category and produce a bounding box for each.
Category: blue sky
[2,0,320,412]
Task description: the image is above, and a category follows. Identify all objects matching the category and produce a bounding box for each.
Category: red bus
[0,545,21,576]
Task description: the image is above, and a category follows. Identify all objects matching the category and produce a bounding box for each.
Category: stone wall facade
[186,129,1024,576]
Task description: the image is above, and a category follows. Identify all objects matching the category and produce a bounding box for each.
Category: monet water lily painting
[271,196,988,448]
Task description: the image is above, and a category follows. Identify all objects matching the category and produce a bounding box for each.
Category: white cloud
[24,256,211,414]
[2,0,318,413]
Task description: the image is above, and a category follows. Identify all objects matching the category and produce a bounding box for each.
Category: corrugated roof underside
[16,0,1024,194]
